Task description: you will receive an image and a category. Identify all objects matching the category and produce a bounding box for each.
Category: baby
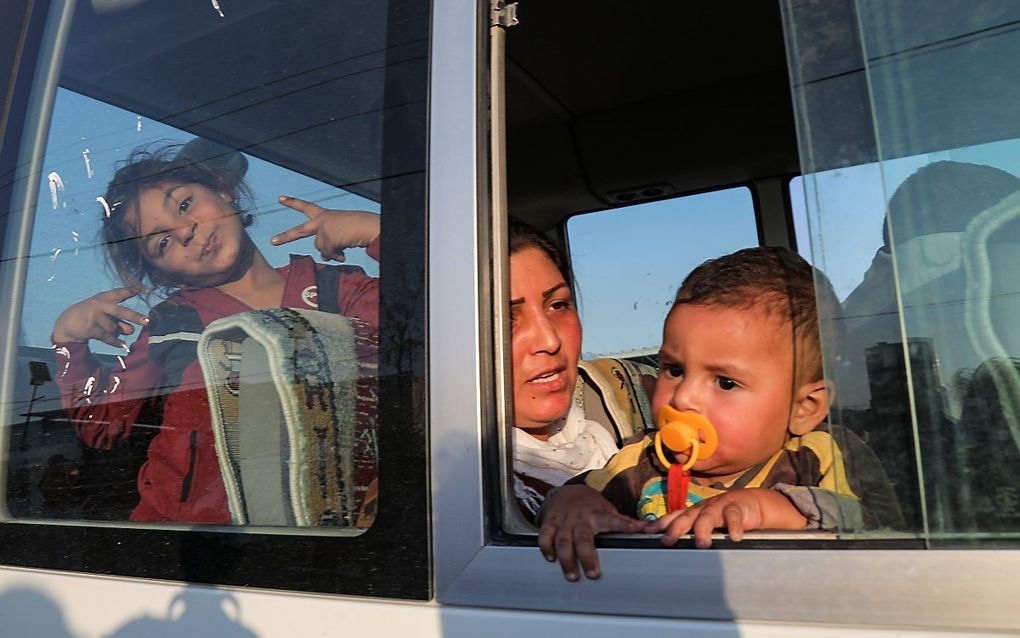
[538,247,902,581]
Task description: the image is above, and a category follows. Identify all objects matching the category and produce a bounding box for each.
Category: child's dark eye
[179,197,192,213]
[717,377,738,391]
[157,235,170,256]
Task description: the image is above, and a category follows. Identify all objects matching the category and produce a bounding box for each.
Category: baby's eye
[716,377,738,391]
[178,196,192,213]
[157,235,170,256]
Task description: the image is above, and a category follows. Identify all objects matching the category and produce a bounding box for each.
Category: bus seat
[198,309,378,530]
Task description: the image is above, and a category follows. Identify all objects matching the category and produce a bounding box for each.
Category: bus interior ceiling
[505,1,801,230]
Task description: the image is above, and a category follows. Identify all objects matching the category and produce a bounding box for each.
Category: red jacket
[53,250,379,523]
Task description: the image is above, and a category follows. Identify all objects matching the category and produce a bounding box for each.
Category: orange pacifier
[654,405,718,471]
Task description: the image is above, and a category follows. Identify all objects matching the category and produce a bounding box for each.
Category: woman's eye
[157,236,170,256]
[717,377,738,391]
[549,299,572,312]
[178,197,192,213]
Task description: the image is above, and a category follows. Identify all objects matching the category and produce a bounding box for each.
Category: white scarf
[513,399,619,489]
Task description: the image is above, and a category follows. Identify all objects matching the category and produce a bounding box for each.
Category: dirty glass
[0,0,427,538]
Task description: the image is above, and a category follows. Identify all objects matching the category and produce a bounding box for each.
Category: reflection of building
[861,339,950,532]
[5,347,153,521]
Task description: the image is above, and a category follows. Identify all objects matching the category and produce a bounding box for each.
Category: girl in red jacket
[51,144,380,523]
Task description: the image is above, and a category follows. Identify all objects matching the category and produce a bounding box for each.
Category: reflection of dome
[178,138,250,190]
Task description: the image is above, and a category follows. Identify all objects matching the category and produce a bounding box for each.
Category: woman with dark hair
[509,219,655,521]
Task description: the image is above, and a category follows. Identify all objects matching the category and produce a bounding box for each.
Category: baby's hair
[100,143,254,295]
[672,246,840,383]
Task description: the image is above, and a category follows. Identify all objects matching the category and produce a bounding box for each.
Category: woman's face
[510,247,582,438]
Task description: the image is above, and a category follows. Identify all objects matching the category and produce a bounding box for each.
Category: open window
[495,0,1020,550]
[498,1,877,541]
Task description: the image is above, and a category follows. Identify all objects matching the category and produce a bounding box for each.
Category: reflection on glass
[0,0,423,532]
[786,0,1020,542]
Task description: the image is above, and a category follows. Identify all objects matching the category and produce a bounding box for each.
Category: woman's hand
[52,287,148,348]
[538,484,642,581]
[641,488,807,548]
[271,196,380,262]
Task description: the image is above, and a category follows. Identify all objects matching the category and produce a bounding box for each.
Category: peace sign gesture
[270,196,380,262]
[53,287,148,348]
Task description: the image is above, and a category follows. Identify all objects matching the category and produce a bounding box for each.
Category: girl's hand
[271,196,380,262]
[641,488,807,548]
[52,287,148,348]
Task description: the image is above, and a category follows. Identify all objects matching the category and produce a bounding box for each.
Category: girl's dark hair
[100,143,254,294]
[508,218,573,285]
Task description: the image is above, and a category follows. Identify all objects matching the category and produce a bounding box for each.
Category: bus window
[566,187,759,359]
[500,0,1020,550]
[499,1,909,544]
[0,0,429,597]
[8,89,383,527]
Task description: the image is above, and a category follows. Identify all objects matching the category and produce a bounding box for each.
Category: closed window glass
[0,0,429,597]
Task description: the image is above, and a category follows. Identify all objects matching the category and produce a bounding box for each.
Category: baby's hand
[642,488,807,548]
[52,287,148,348]
[271,196,380,262]
[537,484,642,582]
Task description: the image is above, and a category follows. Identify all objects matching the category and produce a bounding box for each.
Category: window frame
[0,0,431,600]
[427,0,1020,631]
